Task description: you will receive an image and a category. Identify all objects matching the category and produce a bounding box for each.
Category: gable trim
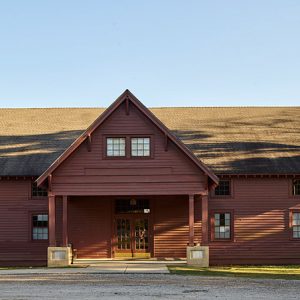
[36,90,219,187]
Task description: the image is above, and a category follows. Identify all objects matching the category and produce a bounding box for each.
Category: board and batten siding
[51,102,207,196]
[0,179,48,266]
[208,178,300,265]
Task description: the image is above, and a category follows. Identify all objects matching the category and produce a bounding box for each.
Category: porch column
[188,194,195,246]
[48,194,56,247]
[62,196,68,247]
[201,194,209,245]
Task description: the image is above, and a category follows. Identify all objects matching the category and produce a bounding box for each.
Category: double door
[114,215,150,257]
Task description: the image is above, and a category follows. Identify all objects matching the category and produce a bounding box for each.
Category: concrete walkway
[0,260,186,275]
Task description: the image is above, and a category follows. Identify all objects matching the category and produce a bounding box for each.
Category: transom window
[32,214,48,240]
[131,137,150,157]
[293,180,300,196]
[115,199,149,214]
[213,212,232,240]
[291,212,300,238]
[215,180,231,196]
[106,137,126,157]
[32,182,48,198]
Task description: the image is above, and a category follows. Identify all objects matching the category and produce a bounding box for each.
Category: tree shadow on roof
[0,130,83,176]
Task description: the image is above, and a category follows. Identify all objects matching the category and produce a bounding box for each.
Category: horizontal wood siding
[208,178,300,265]
[68,196,112,258]
[51,102,206,195]
[154,196,201,258]
[0,180,48,266]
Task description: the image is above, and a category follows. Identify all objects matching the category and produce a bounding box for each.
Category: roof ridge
[0,106,299,110]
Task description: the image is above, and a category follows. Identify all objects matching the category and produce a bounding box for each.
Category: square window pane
[215,180,231,196]
[131,137,150,157]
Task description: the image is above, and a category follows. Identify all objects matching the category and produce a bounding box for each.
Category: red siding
[208,178,300,265]
[0,178,300,264]
[67,196,112,258]
[154,195,201,258]
[51,102,207,196]
[0,179,48,266]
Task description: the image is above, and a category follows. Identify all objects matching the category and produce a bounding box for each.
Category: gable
[37,90,218,194]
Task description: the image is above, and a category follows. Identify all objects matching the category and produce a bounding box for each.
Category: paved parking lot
[0,273,299,299]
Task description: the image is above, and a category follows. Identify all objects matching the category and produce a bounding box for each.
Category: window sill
[30,196,48,200]
[210,239,234,243]
[210,195,233,199]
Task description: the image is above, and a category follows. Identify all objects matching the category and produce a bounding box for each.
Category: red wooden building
[0,90,299,266]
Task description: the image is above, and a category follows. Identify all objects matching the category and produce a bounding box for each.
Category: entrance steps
[73,258,186,265]
[72,258,186,274]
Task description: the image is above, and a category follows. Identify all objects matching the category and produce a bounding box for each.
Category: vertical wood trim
[189,194,195,246]
[48,174,52,192]
[48,194,56,246]
[164,134,168,151]
[87,134,92,152]
[62,195,68,247]
[125,98,130,115]
[201,194,208,245]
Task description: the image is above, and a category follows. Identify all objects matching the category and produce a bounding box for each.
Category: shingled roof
[0,107,299,176]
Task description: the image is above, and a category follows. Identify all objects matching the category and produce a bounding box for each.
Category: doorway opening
[113,198,151,258]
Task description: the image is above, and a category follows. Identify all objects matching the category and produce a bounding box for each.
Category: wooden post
[48,194,56,247]
[189,194,194,246]
[201,194,209,245]
[62,196,68,247]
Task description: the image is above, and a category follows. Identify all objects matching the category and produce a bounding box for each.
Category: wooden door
[114,216,150,258]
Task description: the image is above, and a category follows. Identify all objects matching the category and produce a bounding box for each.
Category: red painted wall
[0,179,48,266]
[208,178,300,265]
[154,195,201,258]
[0,178,299,265]
[67,196,112,258]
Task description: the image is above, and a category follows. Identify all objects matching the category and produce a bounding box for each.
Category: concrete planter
[48,247,72,267]
[186,246,209,267]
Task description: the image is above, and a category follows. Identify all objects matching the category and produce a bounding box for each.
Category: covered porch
[47,193,209,266]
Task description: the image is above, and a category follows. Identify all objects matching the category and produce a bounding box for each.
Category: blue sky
[0,1,299,107]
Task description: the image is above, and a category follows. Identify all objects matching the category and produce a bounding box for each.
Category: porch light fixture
[130,198,137,206]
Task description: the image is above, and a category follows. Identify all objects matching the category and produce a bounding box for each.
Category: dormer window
[131,137,150,157]
[106,137,126,157]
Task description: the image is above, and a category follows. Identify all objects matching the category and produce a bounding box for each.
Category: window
[32,182,48,197]
[291,212,300,238]
[215,180,231,196]
[131,137,150,157]
[106,137,126,157]
[293,180,300,196]
[32,214,48,240]
[212,212,232,240]
[115,199,149,214]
